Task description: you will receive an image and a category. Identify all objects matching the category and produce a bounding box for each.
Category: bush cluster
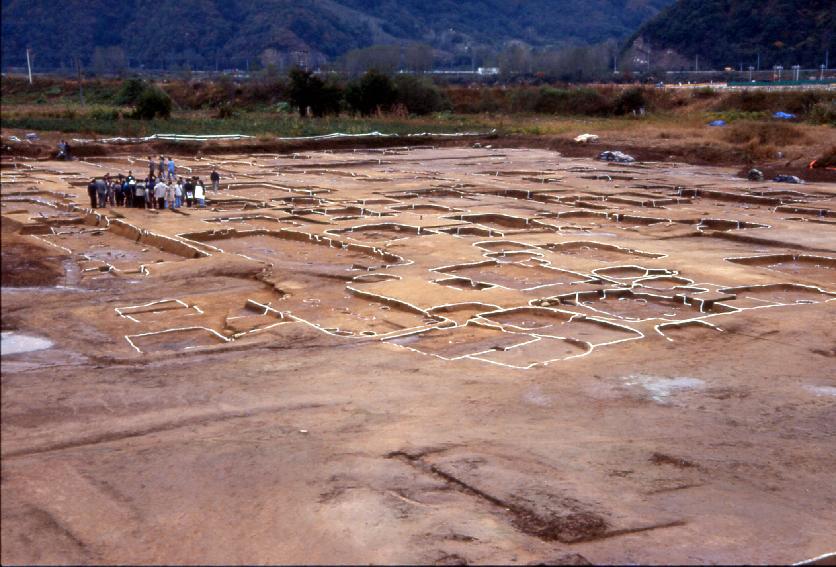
[445,85,653,116]
[132,87,172,119]
[287,68,449,117]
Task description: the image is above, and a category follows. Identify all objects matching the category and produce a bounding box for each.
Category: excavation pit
[178,229,404,272]
[538,241,665,262]
[470,336,590,368]
[480,307,641,345]
[558,289,728,321]
[593,266,671,281]
[726,254,836,281]
[126,327,229,354]
[435,260,589,291]
[40,228,192,272]
[474,240,538,253]
[719,284,835,308]
[690,218,771,232]
[287,291,437,337]
[428,303,500,325]
[391,204,460,214]
[436,226,503,238]
[386,323,531,360]
[325,223,433,243]
[116,299,201,324]
[447,213,557,232]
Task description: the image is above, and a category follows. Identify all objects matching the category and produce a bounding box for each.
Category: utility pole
[792,64,800,81]
[756,51,760,71]
[695,54,699,72]
[821,64,826,80]
[25,48,33,84]
[748,65,754,81]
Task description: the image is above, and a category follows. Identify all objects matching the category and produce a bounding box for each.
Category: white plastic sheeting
[574,133,599,143]
[71,129,495,145]
[72,133,256,144]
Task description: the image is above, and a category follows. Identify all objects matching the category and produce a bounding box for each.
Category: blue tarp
[773,112,796,120]
[708,119,726,127]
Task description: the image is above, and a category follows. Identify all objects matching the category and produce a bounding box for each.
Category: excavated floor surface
[1,146,835,565]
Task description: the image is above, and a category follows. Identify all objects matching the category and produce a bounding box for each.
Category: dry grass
[722,121,809,146]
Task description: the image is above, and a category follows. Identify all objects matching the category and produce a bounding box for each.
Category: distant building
[477,67,499,76]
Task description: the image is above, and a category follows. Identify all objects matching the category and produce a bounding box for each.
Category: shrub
[509,88,539,113]
[393,75,447,115]
[115,78,147,106]
[717,90,829,115]
[346,70,396,115]
[692,87,717,99]
[90,106,120,120]
[534,87,609,116]
[475,89,502,113]
[613,87,646,115]
[132,87,172,119]
[288,68,341,117]
[215,102,235,119]
[274,101,292,114]
[808,101,836,126]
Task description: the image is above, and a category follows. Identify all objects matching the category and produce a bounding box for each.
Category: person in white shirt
[194,180,206,207]
[154,178,167,210]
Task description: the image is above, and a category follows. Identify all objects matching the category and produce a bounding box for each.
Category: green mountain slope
[1,0,671,70]
[629,0,834,69]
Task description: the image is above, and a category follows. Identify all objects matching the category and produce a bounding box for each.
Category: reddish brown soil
[1,144,834,565]
[5,130,833,184]
[0,231,67,288]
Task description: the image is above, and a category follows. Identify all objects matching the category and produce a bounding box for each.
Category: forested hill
[628,0,834,69]
[2,0,671,70]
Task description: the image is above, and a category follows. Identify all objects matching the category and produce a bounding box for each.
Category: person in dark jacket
[146,176,156,209]
[57,139,71,160]
[115,174,125,206]
[87,178,97,209]
[95,177,108,209]
[125,171,136,208]
[184,177,195,208]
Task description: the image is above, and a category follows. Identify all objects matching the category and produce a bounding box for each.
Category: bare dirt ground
[1,142,835,565]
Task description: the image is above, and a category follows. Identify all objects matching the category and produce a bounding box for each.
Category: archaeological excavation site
[1,140,834,565]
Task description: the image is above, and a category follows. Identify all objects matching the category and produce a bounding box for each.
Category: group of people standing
[85,157,222,211]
